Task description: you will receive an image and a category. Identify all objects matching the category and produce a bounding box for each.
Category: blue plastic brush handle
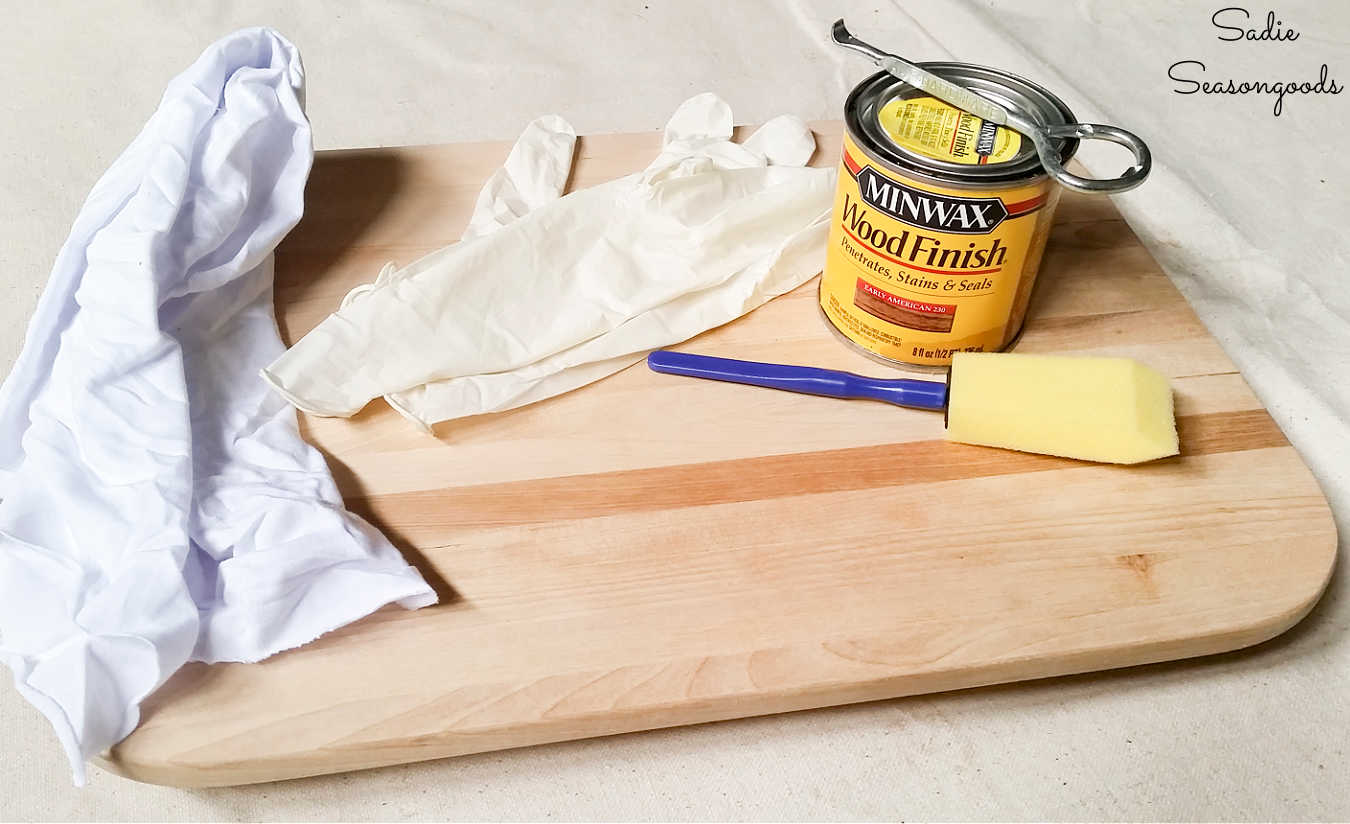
[646,350,948,410]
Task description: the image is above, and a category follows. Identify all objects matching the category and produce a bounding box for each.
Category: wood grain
[100,122,1336,787]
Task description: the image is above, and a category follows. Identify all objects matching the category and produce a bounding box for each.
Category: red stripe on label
[1005,193,1048,215]
[842,149,863,177]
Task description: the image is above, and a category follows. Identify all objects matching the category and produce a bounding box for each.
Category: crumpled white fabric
[261,93,835,429]
[0,28,435,785]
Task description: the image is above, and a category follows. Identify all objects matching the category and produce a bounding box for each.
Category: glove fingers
[740,115,817,167]
[662,92,733,147]
[463,114,577,241]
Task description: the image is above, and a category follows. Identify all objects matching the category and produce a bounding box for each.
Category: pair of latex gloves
[262,93,836,429]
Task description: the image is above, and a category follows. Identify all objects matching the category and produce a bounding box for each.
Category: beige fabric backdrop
[1,1,1346,819]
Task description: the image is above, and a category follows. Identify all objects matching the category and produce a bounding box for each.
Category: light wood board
[101,122,1336,787]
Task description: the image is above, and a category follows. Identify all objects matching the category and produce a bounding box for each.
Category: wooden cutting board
[101,123,1336,787]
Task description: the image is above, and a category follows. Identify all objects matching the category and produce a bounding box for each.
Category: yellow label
[877,95,1021,165]
[819,132,1059,367]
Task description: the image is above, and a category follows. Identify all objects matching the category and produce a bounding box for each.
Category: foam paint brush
[647,350,1179,464]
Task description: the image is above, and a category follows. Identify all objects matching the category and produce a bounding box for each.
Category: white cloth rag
[0,28,435,785]
[261,93,836,430]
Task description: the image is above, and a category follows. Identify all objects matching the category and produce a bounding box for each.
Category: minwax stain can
[821,64,1080,368]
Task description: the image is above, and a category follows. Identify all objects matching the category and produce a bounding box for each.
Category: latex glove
[261,94,835,425]
[385,215,828,430]
[0,29,434,785]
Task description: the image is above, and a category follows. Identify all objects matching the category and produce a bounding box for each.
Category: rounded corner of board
[1226,522,1338,654]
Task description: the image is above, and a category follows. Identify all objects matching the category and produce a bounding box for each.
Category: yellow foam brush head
[945,353,1179,464]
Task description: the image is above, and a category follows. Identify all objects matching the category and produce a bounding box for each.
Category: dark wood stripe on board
[347,409,1287,533]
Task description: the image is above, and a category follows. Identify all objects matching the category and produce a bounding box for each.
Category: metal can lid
[847,62,1079,186]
